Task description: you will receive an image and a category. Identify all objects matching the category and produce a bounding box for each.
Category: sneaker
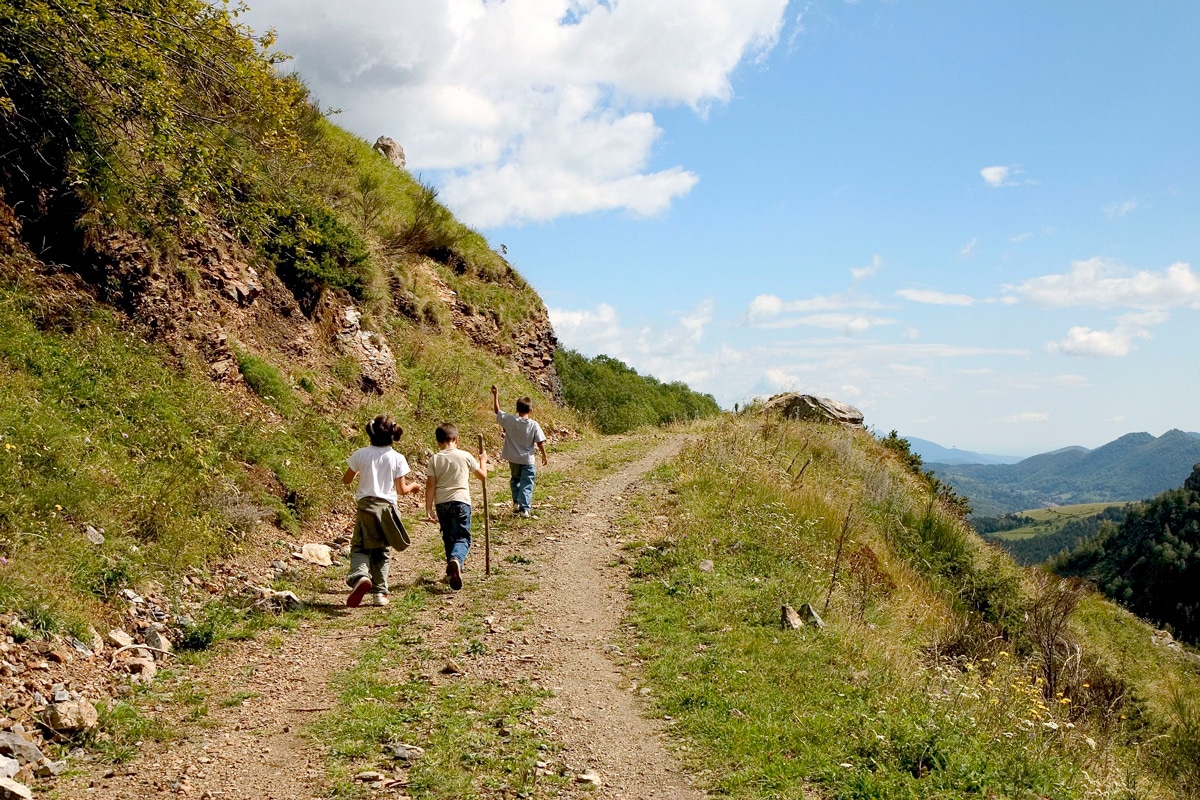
[346,577,372,607]
[370,593,390,607]
[446,558,463,591]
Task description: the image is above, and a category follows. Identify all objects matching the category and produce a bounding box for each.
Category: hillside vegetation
[622,416,1200,799]
[555,348,721,434]
[1055,466,1200,645]
[930,430,1200,515]
[975,504,1132,566]
[0,0,583,638]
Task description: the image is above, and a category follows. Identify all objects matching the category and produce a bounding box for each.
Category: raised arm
[491,384,500,415]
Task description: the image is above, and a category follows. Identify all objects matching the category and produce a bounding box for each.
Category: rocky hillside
[0,0,586,784]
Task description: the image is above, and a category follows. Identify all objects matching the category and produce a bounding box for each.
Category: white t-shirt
[427,447,480,505]
[497,412,546,465]
[347,446,411,502]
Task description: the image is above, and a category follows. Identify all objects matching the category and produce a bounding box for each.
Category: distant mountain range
[906,437,1024,465]
[924,430,1200,517]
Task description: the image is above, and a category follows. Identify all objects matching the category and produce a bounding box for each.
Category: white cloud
[1009,258,1200,309]
[243,0,790,226]
[1103,197,1139,218]
[550,299,726,387]
[755,313,898,334]
[896,288,976,306]
[1002,412,1050,424]
[1051,374,1091,388]
[1010,232,1033,243]
[745,291,882,324]
[981,165,1022,187]
[1043,311,1170,358]
[1106,416,1127,424]
[959,237,978,258]
[851,254,883,280]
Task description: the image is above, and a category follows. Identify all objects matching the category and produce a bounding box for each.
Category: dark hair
[516,396,532,415]
[366,415,402,447]
[435,422,458,443]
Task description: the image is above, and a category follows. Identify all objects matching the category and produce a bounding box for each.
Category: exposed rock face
[334,305,397,394]
[373,136,406,168]
[450,299,562,402]
[762,393,864,428]
[1185,463,1200,492]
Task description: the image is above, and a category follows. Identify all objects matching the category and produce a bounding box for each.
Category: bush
[261,202,370,310]
[555,348,720,434]
[235,352,296,417]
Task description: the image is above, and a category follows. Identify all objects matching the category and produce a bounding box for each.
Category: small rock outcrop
[1185,463,1200,492]
[763,393,864,428]
[334,306,397,394]
[373,136,406,168]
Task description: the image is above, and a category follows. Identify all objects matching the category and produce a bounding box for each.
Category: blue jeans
[510,463,536,511]
[435,501,472,564]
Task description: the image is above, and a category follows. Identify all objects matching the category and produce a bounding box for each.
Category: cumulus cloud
[1009,258,1200,309]
[242,0,790,226]
[1043,311,1170,358]
[981,165,1022,187]
[1002,412,1050,424]
[895,288,976,306]
[549,299,725,386]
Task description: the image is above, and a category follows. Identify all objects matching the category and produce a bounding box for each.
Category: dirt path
[65,434,701,799]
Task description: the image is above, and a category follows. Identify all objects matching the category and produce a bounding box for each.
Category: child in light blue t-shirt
[491,386,548,517]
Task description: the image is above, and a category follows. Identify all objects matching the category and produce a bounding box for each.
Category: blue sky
[243,0,1200,455]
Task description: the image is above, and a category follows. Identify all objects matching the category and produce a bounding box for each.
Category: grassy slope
[622,416,1200,800]
[0,114,584,640]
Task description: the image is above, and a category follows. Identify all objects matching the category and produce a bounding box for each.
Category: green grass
[620,416,1198,800]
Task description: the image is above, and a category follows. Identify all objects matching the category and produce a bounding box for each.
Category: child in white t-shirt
[342,415,420,607]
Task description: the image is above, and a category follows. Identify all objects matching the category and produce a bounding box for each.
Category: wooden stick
[479,434,491,576]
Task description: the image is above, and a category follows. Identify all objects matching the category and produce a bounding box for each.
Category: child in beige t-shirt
[424,422,488,590]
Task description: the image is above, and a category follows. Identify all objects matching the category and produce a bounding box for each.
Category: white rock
[0,756,16,779]
[105,629,134,649]
[0,777,31,800]
[299,543,333,567]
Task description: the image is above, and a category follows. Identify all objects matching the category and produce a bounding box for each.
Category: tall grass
[622,415,1200,799]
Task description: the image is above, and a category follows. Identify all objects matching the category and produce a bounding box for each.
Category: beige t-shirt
[427,447,479,506]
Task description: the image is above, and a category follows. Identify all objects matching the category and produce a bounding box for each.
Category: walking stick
[478,434,491,576]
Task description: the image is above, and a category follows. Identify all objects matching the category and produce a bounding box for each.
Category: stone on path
[0,733,42,765]
[576,771,601,786]
[44,699,99,734]
[0,777,31,800]
[105,628,134,649]
[297,544,333,567]
[145,628,172,657]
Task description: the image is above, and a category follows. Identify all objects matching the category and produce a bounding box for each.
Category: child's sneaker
[446,558,463,591]
[346,577,372,607]
[370,593,390,607]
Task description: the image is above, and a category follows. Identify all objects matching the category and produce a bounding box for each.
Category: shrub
[261,202,370,311]
[235,352,296,417]
[555,348,720,434]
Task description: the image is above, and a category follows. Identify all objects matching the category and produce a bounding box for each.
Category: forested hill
[929,429,1200,515]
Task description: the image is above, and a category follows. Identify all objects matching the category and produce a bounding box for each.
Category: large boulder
[372,136,406,168]
[762,393,864,428]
